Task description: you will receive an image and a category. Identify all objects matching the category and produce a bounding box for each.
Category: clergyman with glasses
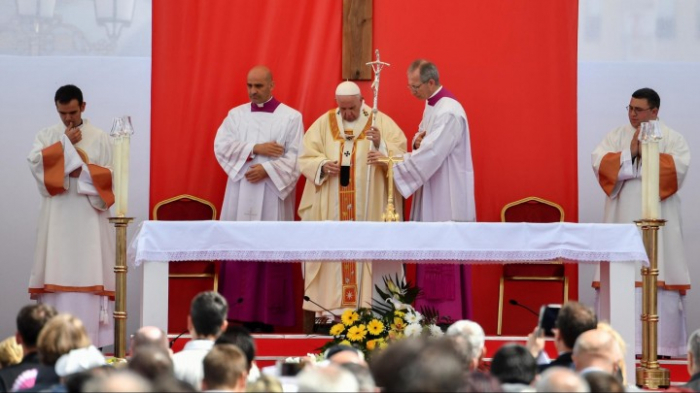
[591,87,691,357]
[368,60,476,322]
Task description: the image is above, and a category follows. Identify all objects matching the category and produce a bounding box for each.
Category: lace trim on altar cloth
[130,249,648,267]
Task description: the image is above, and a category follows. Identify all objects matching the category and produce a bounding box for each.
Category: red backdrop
[152,0,579,335]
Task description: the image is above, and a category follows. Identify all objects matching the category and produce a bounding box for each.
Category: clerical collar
[427,86,457,106]
[251,97,280,113]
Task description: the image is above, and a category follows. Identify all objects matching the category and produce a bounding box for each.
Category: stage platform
[168,333,691,385]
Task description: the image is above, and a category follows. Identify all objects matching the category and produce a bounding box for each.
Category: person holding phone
[526,301,598,372]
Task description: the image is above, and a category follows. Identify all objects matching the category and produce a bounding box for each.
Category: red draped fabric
[152,0,579,334]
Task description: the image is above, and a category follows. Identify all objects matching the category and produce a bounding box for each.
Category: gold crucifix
[376,151,403,222]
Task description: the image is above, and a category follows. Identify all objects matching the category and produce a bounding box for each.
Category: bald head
[131,326,168,353]
[536,367,590,392]
[247,65,274,104]
[573,329,622,374]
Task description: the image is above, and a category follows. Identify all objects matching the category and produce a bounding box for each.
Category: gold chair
[153,194,219,333]
[496,196,568,336]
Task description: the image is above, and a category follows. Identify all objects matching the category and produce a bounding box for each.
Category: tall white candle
[647,140,660,219]
[113,136,123,217]
[641,141,649,219]
[120,136,130,216]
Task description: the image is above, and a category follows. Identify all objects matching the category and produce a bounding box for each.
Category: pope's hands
[245,164,268,183]
[367,151,388,169]
[366,126,381,149]
[253,141,284,157]
[322,161,341,177]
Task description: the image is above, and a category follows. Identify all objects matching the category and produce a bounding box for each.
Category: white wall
[578,0,700,334]
[0,0,152,343]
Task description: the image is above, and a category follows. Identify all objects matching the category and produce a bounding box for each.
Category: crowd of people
[1,295,700,392]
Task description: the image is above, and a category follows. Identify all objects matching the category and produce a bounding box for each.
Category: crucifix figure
[365,49,390,136]
[376,150,403,222]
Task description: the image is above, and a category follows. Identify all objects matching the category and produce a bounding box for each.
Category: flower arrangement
[320,275,450,359]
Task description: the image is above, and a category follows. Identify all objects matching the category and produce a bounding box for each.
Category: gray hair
[407,59,440,85]
[688,329,700,368]
[535,367,590,392]
[446,319,485,362]
[296,364,359,392]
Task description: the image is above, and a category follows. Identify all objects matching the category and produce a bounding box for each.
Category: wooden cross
[342,0,373,80]
[376,151,403,222]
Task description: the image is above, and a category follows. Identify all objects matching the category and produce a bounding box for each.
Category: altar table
[128,220,647,378]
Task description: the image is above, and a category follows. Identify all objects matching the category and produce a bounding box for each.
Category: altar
[128,220,647,378]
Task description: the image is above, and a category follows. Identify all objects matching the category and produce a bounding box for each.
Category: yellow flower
[330,323,346,336]
[367,319,385,335]
[347,325,368,342]
[339,340,351,346]
[394,310,405,317]
[341,309,360,326]
[391,317,406,331]
[366,339,377,351]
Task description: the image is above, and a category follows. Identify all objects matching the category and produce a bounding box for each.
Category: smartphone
[538,304,561,337]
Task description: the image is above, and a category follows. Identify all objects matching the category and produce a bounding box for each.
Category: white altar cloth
[128,221,646,381]
[128,221,648,265]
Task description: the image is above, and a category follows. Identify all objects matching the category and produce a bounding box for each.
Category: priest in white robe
[592,87,691,357]
[298,81,407,317]
[382,60,476,321]
[27,85,115,347]
[214,66,303,328]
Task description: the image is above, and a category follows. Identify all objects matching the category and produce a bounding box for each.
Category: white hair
[535,367,590,392]
[445,320,485,361]
[296,364,359,392]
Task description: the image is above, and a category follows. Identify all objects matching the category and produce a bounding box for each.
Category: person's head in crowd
[189,291,229,340]
[370,337,466,392]
[297,364,359,392]
[490,343,537,390]
[554,302,598,353]
[202,344,248,392]
[325,345,366,365]
[0,336,22,368]
[339,362,377,392]
[582,370,624,393]
[55,345,106,379]
[63,364,115,393]
[151,375,197,392]
[535,367,590,392]
[215,325,256,371]
[15,303,58,354]
[37,313,91,366]
[463,371,504,392]
[128,344,174,381]
[246,374,283,393]
[595,322,627,384]
[82,369,153,392]
[131,326,170,355]
[572,329,622,376]
[687,328,700,379]
[446,319,486,370]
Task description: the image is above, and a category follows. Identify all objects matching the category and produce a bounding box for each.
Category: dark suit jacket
[537,352,574,373]
[0,352,40,392]
[683,372,700,392]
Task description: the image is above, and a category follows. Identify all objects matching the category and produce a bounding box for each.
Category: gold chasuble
[299,104,407,313]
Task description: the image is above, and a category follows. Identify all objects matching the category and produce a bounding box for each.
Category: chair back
[153,194,217,221]
[501,197,564,223]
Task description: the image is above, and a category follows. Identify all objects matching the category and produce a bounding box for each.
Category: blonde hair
[0,336,23,367]
[37,314,91,366]
[597,322,627,384]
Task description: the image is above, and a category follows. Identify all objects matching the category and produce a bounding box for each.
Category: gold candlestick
[376,151,403,222]
[635,218,669,389]
[110,216,133,359]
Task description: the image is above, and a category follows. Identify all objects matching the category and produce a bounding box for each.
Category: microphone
[169,297,244,349]
[303,295,339,321]
[508,299,539,317]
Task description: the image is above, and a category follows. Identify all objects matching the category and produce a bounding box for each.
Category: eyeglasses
[626,105,652,115]
[407,82,424,91]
